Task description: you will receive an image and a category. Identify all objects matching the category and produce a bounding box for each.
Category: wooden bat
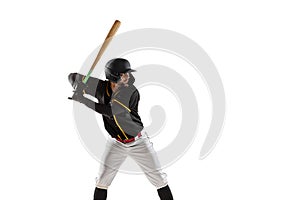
[68,20,121,100]
[82,20,121,84]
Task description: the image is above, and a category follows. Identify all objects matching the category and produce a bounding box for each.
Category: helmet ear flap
[105,68,121,83]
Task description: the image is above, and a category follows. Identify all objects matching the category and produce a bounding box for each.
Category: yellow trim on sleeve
[117,135,122,139]
[112,99,131,112]
[113,115,128,140]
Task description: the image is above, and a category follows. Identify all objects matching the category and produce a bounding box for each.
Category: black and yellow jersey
[69,73,144,140]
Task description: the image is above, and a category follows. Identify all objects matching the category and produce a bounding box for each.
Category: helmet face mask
[105,58,136,83]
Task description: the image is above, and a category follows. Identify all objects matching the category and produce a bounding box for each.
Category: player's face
[118,72,130,85]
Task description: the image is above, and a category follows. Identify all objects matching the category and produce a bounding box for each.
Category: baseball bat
[82,20,121,84]
[68,20,121,100]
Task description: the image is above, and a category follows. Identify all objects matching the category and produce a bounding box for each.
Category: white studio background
[0,0,299,200]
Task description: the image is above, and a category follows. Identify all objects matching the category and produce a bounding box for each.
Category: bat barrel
[106,20,121,38]
[82,20,121,84]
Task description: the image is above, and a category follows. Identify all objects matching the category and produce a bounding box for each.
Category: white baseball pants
[96,131,168,189]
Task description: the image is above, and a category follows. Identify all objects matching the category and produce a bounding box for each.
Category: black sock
[94,187,107,200]
[157,185,173,200]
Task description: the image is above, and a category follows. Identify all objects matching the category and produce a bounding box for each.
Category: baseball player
[68,58,174,200]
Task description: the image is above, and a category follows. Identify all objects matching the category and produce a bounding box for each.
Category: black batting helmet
[105,58,136,82]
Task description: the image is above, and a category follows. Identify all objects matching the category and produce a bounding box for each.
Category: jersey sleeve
[81,96,130,117]
[68,73,103,96]
[81,97,113,117]
[79,85,139,118]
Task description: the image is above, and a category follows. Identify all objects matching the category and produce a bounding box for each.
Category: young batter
[68,58,174,200]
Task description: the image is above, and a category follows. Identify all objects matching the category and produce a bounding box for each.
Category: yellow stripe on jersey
[112,99,131,112]
[113,115,128,140]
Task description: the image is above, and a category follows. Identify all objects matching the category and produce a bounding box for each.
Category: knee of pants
[95,175,111,189]
[145,171,168,189]
[96,168,118,189]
